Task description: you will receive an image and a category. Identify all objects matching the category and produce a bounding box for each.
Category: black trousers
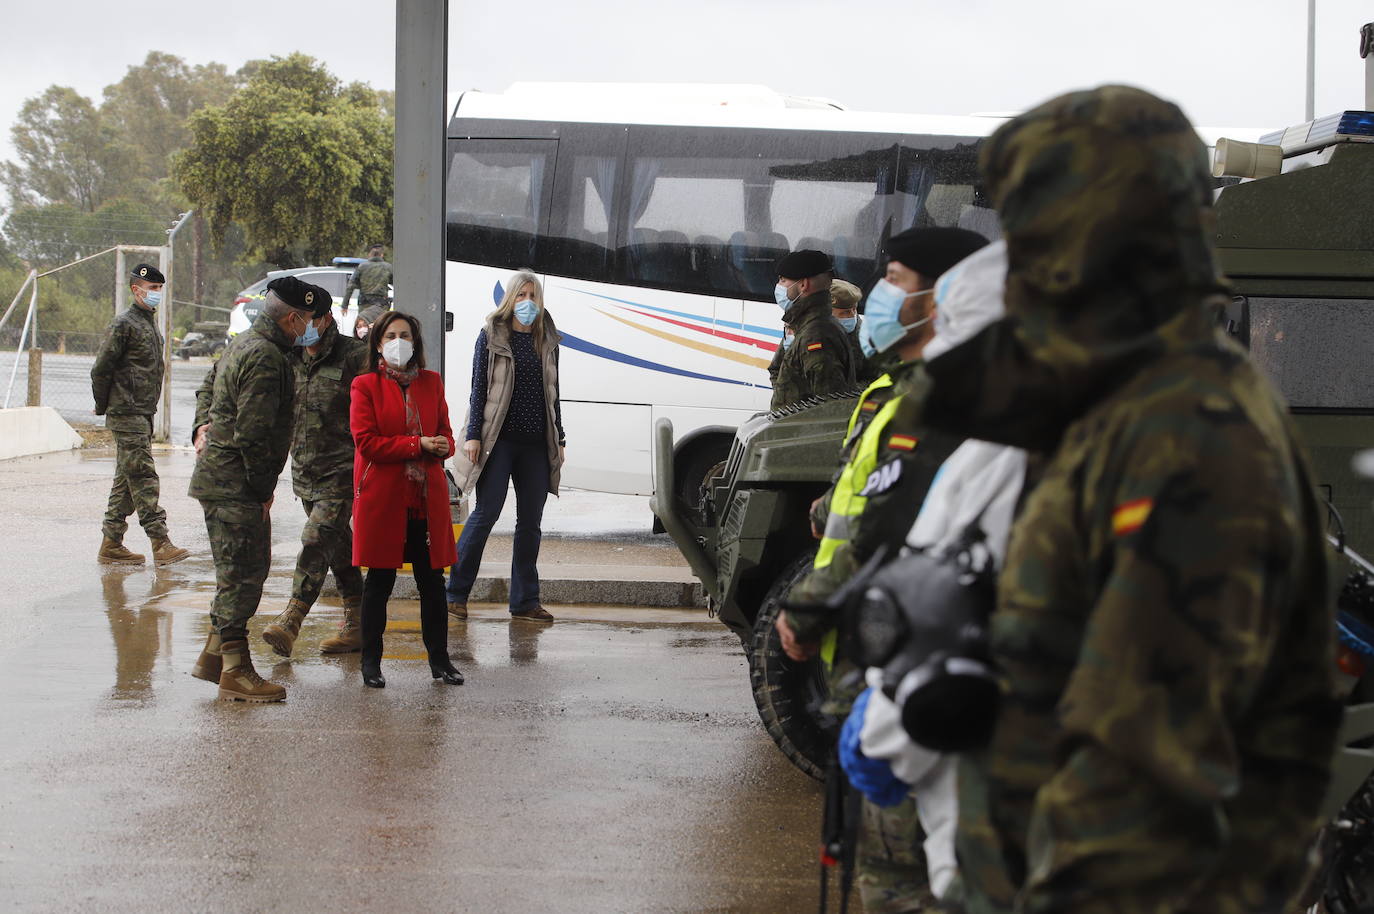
[360,518,449,672]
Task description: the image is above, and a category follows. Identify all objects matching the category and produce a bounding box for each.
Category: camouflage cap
[979,84,1224,356]
[830,279,862,310]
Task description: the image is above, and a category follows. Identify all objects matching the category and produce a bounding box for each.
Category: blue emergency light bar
[1260,110,1374,151]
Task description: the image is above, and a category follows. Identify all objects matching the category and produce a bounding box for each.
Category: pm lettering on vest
[859,458,903,497]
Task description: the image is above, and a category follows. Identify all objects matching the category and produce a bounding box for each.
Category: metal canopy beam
[394,0,449,374]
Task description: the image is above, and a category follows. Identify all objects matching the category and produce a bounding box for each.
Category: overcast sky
[3,0,1372,178]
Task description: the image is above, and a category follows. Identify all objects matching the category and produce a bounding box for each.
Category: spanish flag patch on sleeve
[1112,497,1154,536]
[860,400,879,412]
[806,341,823,352]
[887,434,917,451]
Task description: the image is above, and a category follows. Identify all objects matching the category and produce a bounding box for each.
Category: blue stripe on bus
[558,331,763,388]
[563,288,782,339]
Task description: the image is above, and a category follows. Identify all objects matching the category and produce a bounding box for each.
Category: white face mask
[382,337,413,368]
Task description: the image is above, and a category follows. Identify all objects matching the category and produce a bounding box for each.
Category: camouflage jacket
[769,289,856,410]
[289,322,369,499]
[189,311,297,504]
[844,317,870,383]
[921,87,1341,914]
[90,305,163,416]
[787,361,959,640]
[194,321,368,501]
[345,257,392,302]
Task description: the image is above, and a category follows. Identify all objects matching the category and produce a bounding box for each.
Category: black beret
[130,263,165,284]
[302,282,332,319]
[265,275,315,311]
[884,227,989,279]
[776,249,833,280]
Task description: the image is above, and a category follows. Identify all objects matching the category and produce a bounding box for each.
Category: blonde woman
[447,270,565,623]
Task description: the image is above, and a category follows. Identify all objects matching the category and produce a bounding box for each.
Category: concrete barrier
[0,407,83,461]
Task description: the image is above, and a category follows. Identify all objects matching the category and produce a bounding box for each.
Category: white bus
[441,83,1262,496]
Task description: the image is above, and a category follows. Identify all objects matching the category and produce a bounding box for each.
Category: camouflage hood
[923,85,1229,450]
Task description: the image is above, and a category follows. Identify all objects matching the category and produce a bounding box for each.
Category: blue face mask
[781,333,794,351]
[774,282,796,311]
[864,279,933,354]
[141,289,163,310]
[836,316,857,334]
[296,317,320,347]
[514,298,540,326]
[859,319,876,357]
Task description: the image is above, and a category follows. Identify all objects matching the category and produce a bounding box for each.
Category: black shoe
[430,664,465,685]
[362,668,386,688]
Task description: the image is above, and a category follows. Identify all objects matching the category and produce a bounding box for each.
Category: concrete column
[394,0,449,373]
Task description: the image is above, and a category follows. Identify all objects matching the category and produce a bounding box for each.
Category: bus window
[445,138,556,271]
[546,155,618,278]
[620,131,901,300]
[894,141,996,240]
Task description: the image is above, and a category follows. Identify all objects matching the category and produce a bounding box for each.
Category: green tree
[2,87,133,212]
[174,54,393,267]
[101,52,238,190]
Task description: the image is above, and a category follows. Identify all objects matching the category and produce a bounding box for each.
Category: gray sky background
[3,0,1372,178]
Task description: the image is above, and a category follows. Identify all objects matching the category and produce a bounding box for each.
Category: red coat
[351,368,458,570]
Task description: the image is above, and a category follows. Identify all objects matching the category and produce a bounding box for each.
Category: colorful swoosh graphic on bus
[595,308,771,370]
[556,331,763,387]
[491,280,774,387]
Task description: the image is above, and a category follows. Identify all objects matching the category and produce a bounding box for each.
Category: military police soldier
[90,262,190,566]
[189,275,316,702]
[780,227,987,914]
[344,243,393,310]
[770,250,856,410]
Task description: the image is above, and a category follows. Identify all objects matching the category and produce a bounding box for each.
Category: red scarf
[381,366,427,515]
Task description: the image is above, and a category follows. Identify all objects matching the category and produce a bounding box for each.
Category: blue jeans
[447,439,550,611]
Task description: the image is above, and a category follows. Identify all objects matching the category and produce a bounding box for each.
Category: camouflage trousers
[201,499,271,640]
[102,414,167,542]
[291,498,364,607]
[858,794,937,914]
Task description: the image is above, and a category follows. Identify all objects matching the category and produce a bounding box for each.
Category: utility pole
[159,211,194,442]
[1306,0,1317,121]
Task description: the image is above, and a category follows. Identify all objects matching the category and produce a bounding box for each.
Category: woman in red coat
[351,311,462,688]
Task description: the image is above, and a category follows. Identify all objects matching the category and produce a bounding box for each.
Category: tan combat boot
[191,630,223,682]
[150,538,190,566]
[320,598,362,654]
[262,598,310,657]
[217,640,286,703]
[97,536,145,565]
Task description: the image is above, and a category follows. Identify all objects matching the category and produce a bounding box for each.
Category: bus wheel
[750,552,830,781]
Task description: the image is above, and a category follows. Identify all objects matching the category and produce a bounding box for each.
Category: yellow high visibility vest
[816,374,902,570]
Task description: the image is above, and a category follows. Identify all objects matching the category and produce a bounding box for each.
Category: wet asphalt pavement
[0,449,833,912]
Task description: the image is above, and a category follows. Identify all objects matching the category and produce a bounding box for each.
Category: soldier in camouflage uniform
[915,86,1343,913]
[830,278,867,379]
[90,262,190,566]
[188,275,316,703]
[344,244,393,310]
[779,227,986,914]
[769,249,856,410]
[195,286,369,658]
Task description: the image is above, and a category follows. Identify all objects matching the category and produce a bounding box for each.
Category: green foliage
[2,87,134,213]
[174,54,394,267]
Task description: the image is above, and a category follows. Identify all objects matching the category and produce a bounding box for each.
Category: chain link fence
[0,239,214,445]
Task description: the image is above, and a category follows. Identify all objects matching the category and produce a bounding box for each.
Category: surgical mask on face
[774,282,797,311]
[356,323,370,340]
[514,298,540,326]
[864,279,933,354]
[859,319,876,358]
[141,288,163,310]
[836,316,857,334]
[382,337,413,368]
[296,318,320,348]
[781,333,794,351]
